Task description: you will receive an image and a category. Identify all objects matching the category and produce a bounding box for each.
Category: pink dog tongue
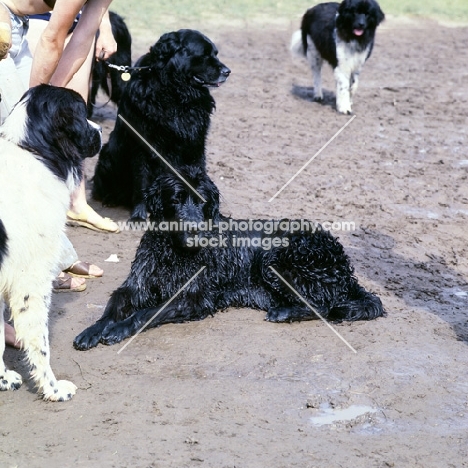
[354,29,364,36]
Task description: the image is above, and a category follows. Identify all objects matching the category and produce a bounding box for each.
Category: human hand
[0,22,12,60]
[95,16,117,61]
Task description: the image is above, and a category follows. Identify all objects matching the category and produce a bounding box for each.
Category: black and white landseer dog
[92,29,231,221]
[291,0,385,114]
[74,167,384,350]
[0,85,102,401]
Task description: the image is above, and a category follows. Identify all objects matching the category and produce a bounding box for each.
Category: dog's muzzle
[88,119,103,147]
[194,65,231,87]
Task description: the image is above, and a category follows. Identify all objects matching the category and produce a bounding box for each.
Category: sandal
[64,261,103,279]
[67,205,120,233]
[52,273,87,293]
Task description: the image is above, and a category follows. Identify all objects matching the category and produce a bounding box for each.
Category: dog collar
[105,63,153,81]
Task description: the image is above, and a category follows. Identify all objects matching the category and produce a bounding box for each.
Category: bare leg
[4,322,21,348]
[0,3,11,60]
[0,300,23,391]
[27,18,119,233]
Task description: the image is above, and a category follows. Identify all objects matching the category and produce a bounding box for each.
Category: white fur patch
[0,137,76,401]
[334,30,371,113]
[335,32,371,76]
[290,30,304,57]
[0,96,28,145]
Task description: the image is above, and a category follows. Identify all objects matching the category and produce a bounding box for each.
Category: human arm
[95,9,117,61]
[29,0,113,87]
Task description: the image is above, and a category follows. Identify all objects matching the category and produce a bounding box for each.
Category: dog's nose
[355,15,366,29]
[221,66,231,77]
[87,119,102,133]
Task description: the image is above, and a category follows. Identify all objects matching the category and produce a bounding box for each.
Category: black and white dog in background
[291,0,385,114]
[0,85,101,401]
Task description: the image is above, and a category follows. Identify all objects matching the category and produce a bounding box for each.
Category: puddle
[443,288,468,300]
[454,291,467,297]
[310,404,377,427]
[399,205,440,219]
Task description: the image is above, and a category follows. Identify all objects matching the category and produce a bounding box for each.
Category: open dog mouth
[353,29,364,36]
[193,75,228,87]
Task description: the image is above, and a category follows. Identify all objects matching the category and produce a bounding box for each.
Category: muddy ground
[1,17,468,468]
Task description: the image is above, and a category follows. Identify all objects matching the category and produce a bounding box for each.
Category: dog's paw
[129,204,147,222]
[336,105,353,115]
[0,369,23,391]
[100,322,131,346]
[42,379,77,402]
[74,321,110,350]
[266,307,293,323]
[74,330,101,351]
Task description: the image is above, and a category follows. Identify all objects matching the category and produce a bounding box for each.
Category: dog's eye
[171,197,181,205]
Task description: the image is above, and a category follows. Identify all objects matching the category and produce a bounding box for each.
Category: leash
[105,63,153,82]
[89,61,153,112]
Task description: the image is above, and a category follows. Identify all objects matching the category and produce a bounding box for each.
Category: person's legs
[52,233,103,292]
[28,17,119,234]
[4,322,20,348]
[0,3,11,60]
[0,7,30,123]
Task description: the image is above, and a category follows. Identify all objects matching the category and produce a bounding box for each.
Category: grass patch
[112,0,468,33]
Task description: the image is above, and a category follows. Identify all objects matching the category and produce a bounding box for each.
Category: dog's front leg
[99,299,204,346]
[350,71,360,101]
[11,293,76,401]
[130,153,150,221]
[334,67,353,114]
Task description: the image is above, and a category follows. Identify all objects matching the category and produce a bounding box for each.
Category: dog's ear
[149,32,182,68]
[145,183,164,220]
[200,175,221,222]
[374,3,385,25]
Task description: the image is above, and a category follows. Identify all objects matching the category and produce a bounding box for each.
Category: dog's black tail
[88,11,132,116]
[329,281,385,322]
[0,219,8,271]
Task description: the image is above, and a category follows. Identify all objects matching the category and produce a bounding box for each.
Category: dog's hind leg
[306,38,324,101]
[328,283,385,322]
[11,286,76,401]
[0,299,23,391]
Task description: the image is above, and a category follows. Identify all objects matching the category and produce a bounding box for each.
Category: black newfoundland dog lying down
[74,167,384,350]
[92,29,231,221]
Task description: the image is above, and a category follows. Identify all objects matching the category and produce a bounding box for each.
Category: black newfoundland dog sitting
[92,29,231,221]
[74,167,384,350]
